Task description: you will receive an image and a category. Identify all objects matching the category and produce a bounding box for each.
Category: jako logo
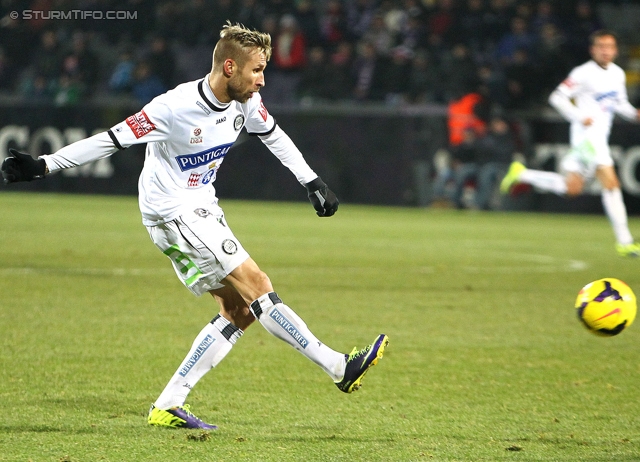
[175,143,233,172]
[270,308,309,349]
[179,334,216,377]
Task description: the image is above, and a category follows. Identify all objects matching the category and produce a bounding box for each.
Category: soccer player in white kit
[1,23,389,429]
[500,30,640,257]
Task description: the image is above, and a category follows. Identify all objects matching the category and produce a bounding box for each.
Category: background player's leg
[597,166,634,246]
[153,289,246,409]
[518,168,568,195]
[221,258,346,381]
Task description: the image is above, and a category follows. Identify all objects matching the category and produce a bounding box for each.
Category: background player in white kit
[1,23,389,429]
[500,30,640,257]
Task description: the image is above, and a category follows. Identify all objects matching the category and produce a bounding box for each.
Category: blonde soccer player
[2,22,388,429]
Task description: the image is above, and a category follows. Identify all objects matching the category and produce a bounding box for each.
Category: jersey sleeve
[41,131,119,173]
[41,99,174,173]
[555,67,582,99]
[548,67,585,123]
[108,100,174,149]
[244,93,277,136]
[259,125,317,185]
[614,71,638,121]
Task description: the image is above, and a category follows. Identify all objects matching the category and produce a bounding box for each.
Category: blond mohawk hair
[212,21,272,71]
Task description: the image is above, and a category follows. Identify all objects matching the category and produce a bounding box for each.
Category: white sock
[602,188,634,245]
[250,292,346,381]
[154,314,243,409]
[519,169,567,195]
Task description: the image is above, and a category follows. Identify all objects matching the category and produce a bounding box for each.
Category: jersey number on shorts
[163,245,204,286]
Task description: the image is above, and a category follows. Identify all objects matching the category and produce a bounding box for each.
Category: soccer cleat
[500,161,526,194]
[335,334,389,393]
[616,243,640,257]
[147,404,218,430]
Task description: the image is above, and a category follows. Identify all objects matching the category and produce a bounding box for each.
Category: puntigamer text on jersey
[175,143,234,172]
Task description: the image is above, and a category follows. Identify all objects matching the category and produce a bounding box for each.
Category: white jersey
[549,60,637,147]
[42,75,318,225]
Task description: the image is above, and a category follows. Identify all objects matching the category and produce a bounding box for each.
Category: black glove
[304,177,339,217]
[1,149,47,184]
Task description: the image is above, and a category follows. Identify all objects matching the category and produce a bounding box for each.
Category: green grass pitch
[1,192,639,461]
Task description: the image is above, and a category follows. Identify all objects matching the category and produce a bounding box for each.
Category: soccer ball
[575,278,637,337]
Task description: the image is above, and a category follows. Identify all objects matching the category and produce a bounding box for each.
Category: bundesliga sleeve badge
[125,110,157,138]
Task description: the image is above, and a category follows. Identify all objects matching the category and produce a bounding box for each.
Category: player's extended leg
[500,161,569,195]
[597,166,640,256]
[222,257,389,393]
[149,287,248,429]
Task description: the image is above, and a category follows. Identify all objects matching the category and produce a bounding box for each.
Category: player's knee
[566,178,583,196]
[567,183,582,197]
[252,270,272,294]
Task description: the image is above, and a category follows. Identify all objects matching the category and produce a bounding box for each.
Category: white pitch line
[0,267,173,276]
[0,256,586,278]
[464,257,588,273]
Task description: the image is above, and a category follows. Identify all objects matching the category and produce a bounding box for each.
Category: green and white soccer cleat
[335,334,389,393]
[500,161,526,194]
[147,404,217,429]
[616,242,640,257]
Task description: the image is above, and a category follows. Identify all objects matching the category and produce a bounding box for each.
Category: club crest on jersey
[125,110,156,139]
[175,142,233,172]
[234,115,244,131]
[194,208,211,218]
[190,127,203,144]
[258,101,268,122]
[222,239,238,255]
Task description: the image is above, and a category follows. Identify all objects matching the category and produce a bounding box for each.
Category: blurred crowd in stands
[0,0,632,109]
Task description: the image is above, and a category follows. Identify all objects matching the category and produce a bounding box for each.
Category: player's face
[227,50,266,103]
[590,35,618,67]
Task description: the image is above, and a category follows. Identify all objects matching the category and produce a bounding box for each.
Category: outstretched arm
[43,131,120,172]
[259,125,339,217]
[258,125,316,184]
[2,132,118,184]
[2,102,173,184]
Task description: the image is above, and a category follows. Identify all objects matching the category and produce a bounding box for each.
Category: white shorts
[147,206,250,296]
[561,138,613,179]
